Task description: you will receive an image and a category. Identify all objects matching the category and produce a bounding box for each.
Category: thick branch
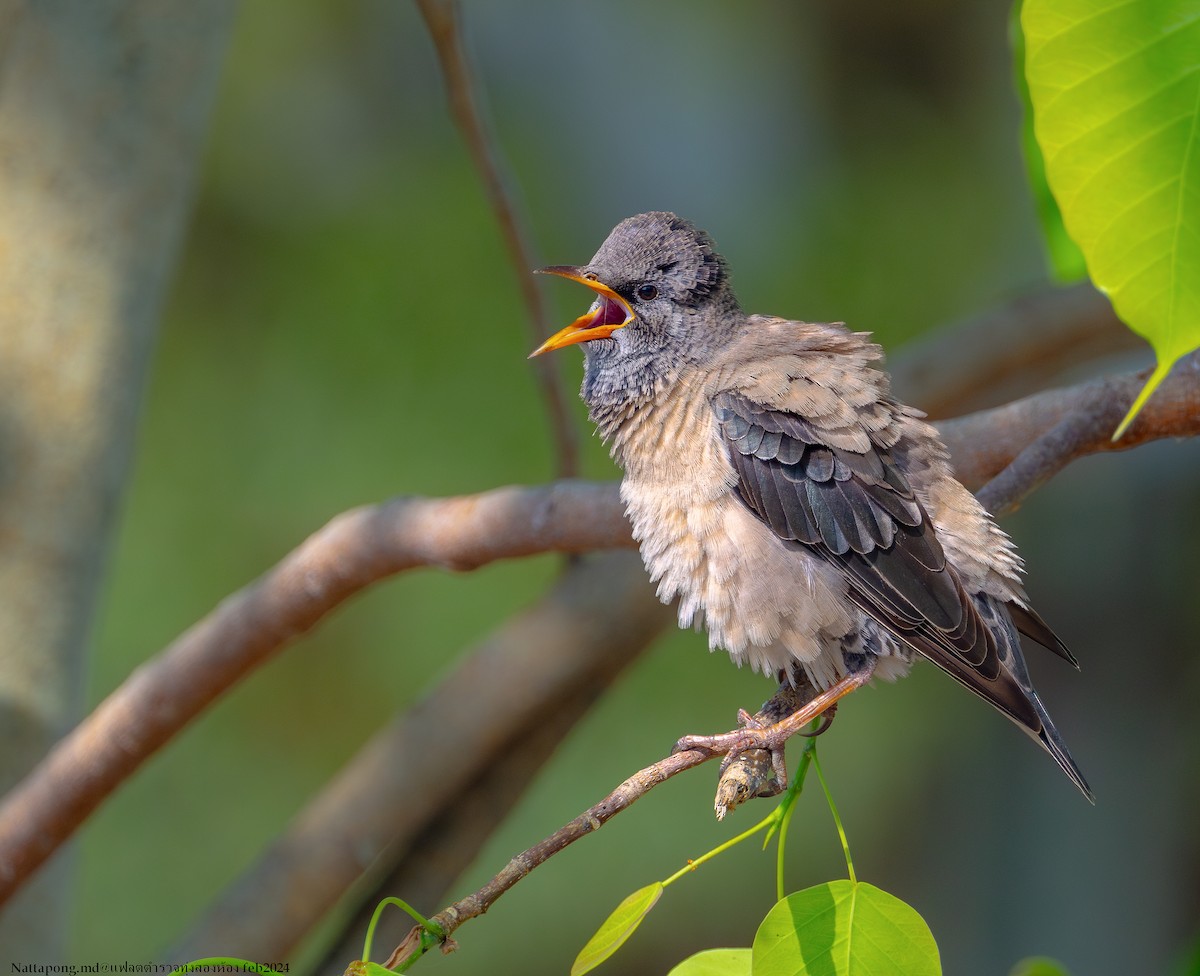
[0,481,625,908]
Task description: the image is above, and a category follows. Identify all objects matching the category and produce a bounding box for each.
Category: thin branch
[165,551,669,961]
[713,678,820,819]
[312,676,609,970]
[413,0,579,478]
[380,678,856,970]
[954,349,1200,513]
[385,750,709,967]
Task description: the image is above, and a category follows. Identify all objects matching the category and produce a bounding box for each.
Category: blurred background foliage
[79,1,1198,973]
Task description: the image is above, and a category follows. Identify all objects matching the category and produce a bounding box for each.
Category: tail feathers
[1028,692,1094,803]
[928,593,1093,802]
[905,633,1093,801]
[1009,602,1080,670]
[1006,603,1093,800]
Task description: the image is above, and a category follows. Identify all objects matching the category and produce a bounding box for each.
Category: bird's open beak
[528,266,634,357]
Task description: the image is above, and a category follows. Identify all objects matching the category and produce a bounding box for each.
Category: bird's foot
[675,710,785,818]
[673,660,876,819]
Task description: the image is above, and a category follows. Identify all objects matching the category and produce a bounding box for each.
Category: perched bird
[531,211,1091,801]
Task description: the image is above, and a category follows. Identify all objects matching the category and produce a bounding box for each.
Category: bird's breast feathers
[613,375,863,683]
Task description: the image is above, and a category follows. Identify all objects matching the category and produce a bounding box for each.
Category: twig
[384,749,709,968]
[312,677,609,969]
[413,0,579,478]
[381,674,859,969]
[713,679,819,819]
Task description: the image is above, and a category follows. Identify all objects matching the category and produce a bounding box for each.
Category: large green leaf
[667,948,753,976]
[752,881,941,976]
[1023,0,1200,437]
[1013,1,1089,281]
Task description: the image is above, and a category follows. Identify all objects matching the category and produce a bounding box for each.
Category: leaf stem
[772,733,820,899]
[362,897,443,964]
[661,811,774,888]
[813,749,855,885]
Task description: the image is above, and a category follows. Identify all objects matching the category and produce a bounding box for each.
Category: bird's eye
[636,283,659,302]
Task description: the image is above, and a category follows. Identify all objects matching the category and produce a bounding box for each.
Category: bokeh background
[78,1,1199,973]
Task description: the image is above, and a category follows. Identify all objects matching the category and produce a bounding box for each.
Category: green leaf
[571,882,663,976]
[752,881,941,976]
[668,948,753,976]
[1022,0,1200,438]
[1009,957,1073,976]
[1012,0,1088,281]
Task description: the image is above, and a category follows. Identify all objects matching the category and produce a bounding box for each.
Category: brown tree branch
[360,348,1200,971]
[312,674,611,970]
[0,481,625,909]
[413,0,579,478]
[951,350,1200,514]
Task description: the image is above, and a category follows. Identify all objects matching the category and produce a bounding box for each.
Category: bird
[530,211,1091,801]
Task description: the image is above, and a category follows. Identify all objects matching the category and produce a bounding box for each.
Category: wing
[713,389,1052,737]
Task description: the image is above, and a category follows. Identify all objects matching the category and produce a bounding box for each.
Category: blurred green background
[80,1,1199,973]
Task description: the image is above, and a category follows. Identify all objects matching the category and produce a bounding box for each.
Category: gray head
[530,212,741,403]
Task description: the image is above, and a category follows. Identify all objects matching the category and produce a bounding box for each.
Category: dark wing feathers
[713,389,1074,744]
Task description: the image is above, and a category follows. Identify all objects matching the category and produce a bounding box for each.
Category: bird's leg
[674,662,873,758]
[745,659,873,749]
[675,659,876,818]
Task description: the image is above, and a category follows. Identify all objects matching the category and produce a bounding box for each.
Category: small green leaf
[1012,0,1088,281]
[362,964,396,976]
[1023,0,1200,438]
[752,880,941,976]
[667,948,753,976]
[571,882,663,976]
[1009,957,1072,976]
